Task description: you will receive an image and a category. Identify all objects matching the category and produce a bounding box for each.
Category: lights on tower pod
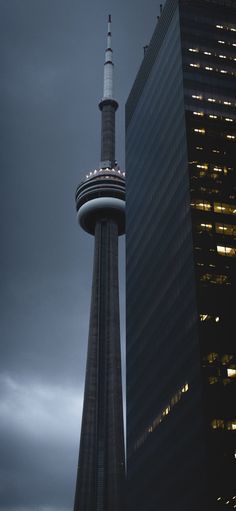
[85,168,126,179]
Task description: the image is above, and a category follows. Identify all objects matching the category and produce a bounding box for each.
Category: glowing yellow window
[194,128,206,134]
[215,223,236,235]
[226,421,236,431]
[222,354,234,365]
[217,246,236,257]
[214,203,236,215]
[200,274,230,285]
[195,201,211,211]
[227,368,236,378]
[209,377,218,385]
[207,353,219,363]
[212,419,224,429]
[197,223,213,232]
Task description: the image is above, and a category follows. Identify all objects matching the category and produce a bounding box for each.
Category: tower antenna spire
[99,14,118,169]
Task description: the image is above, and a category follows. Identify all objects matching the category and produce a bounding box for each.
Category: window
[212,419,224,429]
[214,203,236,215]
[209,376,219,384]
[191,200,212,211]
[197,223,213,232]
[200,314,220,322]
[134,383,189,451]
[207,352,219,363]
[197,164,208,169]
[217,245,236,257]
[200,273,230,285]
[227,368,236,378]
[222,354,234,365]
[216,223,236,236]
[226,421,236,431]
[194,128,206,134]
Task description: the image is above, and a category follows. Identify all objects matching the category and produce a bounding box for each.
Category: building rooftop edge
[125,0,236,128]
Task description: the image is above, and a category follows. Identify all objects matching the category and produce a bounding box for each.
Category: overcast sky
[1,1,163,509]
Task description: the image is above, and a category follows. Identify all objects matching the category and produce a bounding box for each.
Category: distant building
[73,16,125,511]
[126,1,236,509]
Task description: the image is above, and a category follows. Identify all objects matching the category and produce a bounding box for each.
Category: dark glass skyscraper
[73,17,125,511]
[126,1,236,510]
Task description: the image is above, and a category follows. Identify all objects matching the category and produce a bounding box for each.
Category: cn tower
[73,16,125,511]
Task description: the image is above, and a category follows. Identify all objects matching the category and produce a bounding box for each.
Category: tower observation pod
[73,16,125,511]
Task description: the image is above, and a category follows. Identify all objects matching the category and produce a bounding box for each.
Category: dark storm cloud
[1,0,164,508]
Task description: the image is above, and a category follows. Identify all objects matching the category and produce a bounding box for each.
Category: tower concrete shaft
[74,219,125,511]
[73,15,125,511]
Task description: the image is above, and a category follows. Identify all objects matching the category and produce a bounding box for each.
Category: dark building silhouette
[126,1,236,510]
[73,16,125,511]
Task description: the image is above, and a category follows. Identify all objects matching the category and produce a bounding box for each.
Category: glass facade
[126,1,236,510]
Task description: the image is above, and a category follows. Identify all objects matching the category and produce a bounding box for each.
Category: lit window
[189,48,199,52]
[190,63,200,68]
[191,200,211,211]
[215,223,236,236]
[222,354,234,365]
[214,203,236,215]
[200,274,230,285]
[197,164,208,169]
[212,419,224,429]
[217,246,236,257]
[192,94,202,100]
[226,134,235,139]
[193,111,204,116]
[226,421,236,430]
[194,128,205,134]
[205,66,213,71]
[209,377,218,385]
[208,98,216,102]
[200,313,211,321]
[207,352,219,363]
[225,118,233,122]
[227,368,236,378]
[134,383,189,450]
[200,223,212,230]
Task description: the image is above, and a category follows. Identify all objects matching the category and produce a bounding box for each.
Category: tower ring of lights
[75,168,125,235]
